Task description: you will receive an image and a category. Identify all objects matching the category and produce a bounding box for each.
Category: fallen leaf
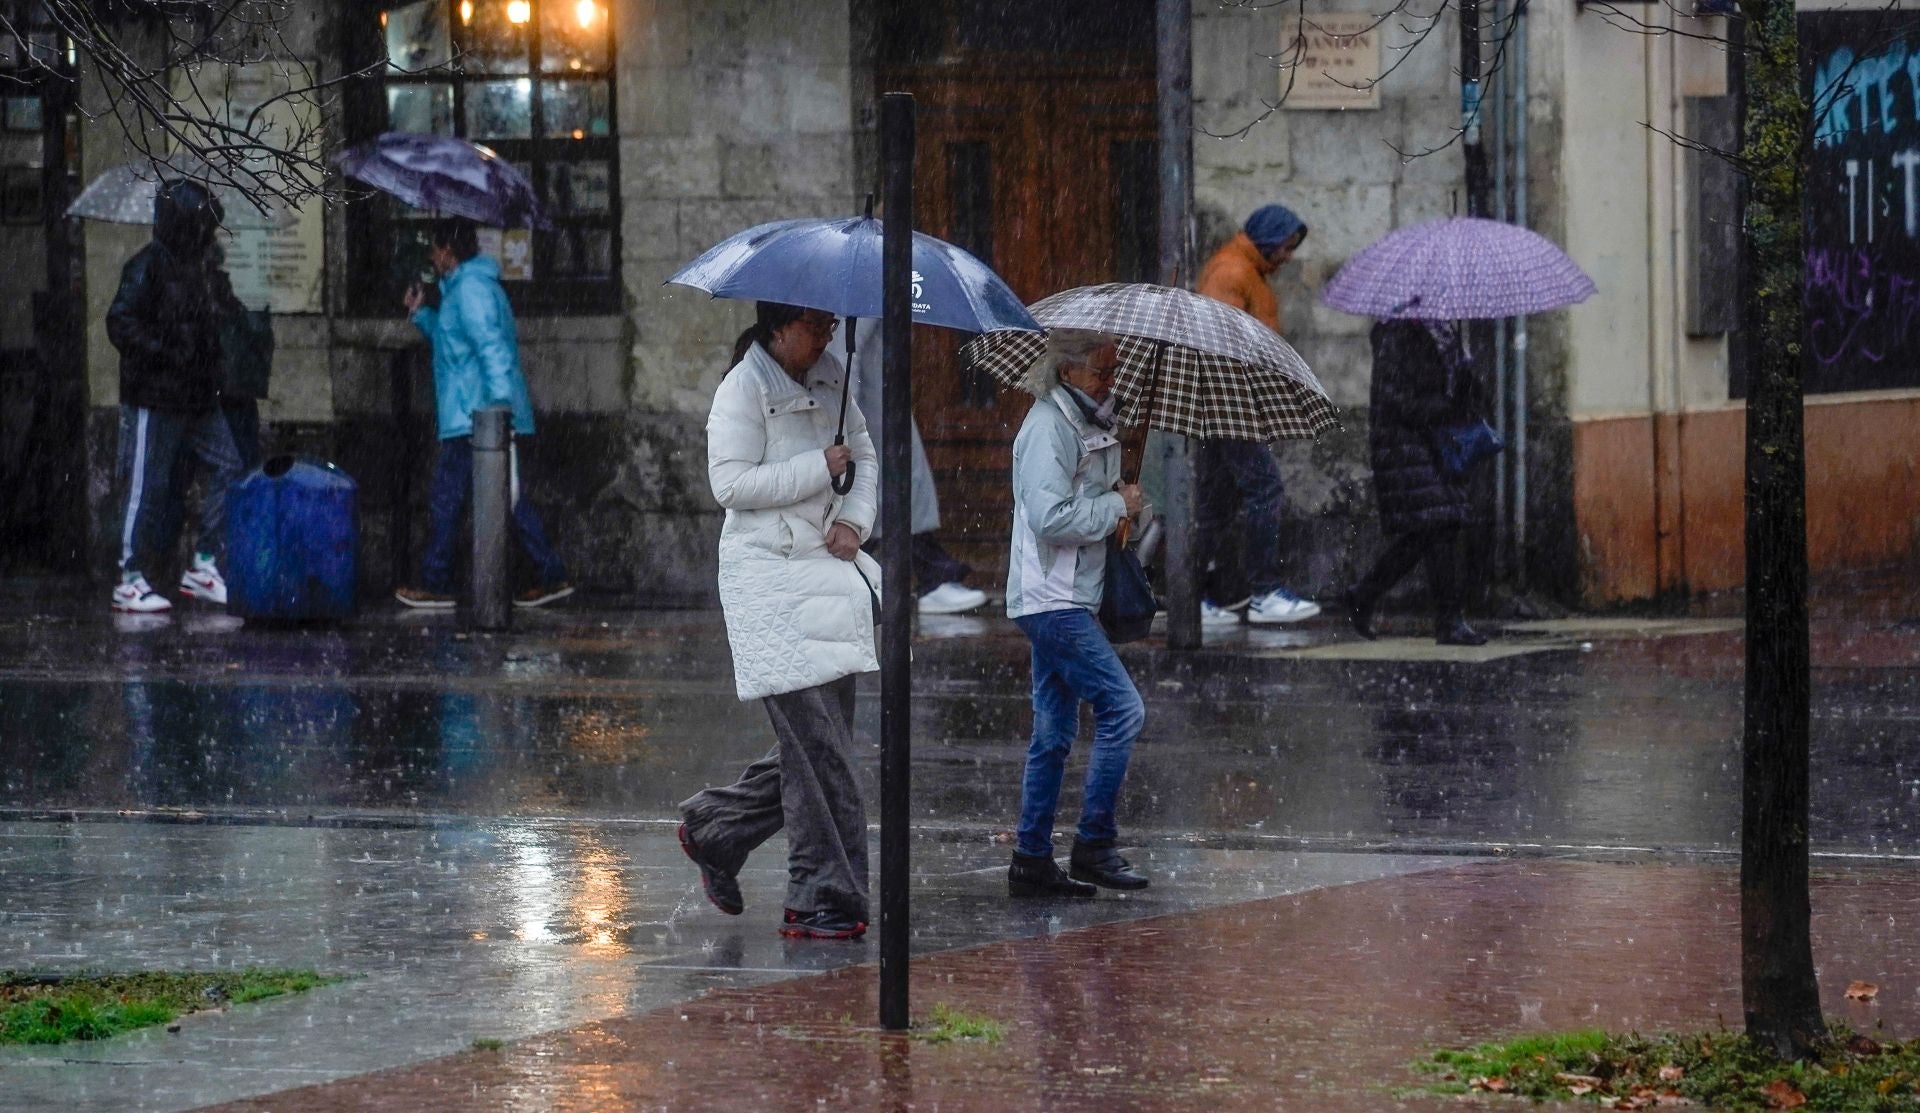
[1569,1084,1595,1096]
[1760,1079,1807,1109]
[1470,1076,1510,1093]
[1847,1034,1883,1056]
[1612,1097,1650,1111]
[1658,1065,1685,1082]
[1556,1072,1606,1090]
[1654,1095,1696,1107]
[1846,980,1880,1001]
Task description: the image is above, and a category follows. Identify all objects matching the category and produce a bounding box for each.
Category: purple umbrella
[1320,216,1595,320]
[332,132,547,228]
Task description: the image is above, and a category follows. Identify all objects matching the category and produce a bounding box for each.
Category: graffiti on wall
[1802,12,1920,393]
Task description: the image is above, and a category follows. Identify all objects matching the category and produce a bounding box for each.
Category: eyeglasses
[1071,362,1119,380]
[796,315,839,338]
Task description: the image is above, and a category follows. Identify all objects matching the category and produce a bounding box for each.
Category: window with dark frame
[347,0,620,316]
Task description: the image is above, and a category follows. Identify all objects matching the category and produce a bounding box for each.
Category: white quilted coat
[708,341,882,701]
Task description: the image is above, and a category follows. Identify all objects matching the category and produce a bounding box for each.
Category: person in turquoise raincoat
[394,217,572,609]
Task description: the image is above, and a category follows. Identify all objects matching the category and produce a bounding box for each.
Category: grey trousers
[679,675,870,921]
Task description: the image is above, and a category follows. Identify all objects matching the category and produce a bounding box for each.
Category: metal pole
[468,406,511,630]
[877,90,915,1033]
[1157,0,1200,651]
[1490,0,1509,582]
[1511,0,1531,589]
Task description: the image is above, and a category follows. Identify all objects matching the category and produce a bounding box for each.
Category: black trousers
[1354,524,1465,622]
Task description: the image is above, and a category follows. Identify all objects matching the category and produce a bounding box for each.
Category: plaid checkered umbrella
[960,283,1339,441]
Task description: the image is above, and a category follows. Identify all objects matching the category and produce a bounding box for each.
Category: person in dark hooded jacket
[105,179,246,614]
[1339,318,1489,646]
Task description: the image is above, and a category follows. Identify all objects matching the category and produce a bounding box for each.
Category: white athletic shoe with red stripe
[111,575,172,613]
[179,557,228,605]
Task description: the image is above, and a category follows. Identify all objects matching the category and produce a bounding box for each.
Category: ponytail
[729,301,806,369]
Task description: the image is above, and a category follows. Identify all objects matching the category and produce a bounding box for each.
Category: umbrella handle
[832,434,855,495]
[833,324,857,495]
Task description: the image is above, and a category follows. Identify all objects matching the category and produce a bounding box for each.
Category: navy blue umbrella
[668,207,1040,491]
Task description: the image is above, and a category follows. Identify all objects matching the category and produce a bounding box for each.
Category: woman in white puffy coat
[677,301,882,941]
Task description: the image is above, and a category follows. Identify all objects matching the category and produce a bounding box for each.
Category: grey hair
[1018,328,1117,397]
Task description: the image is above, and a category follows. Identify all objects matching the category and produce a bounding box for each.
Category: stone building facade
[4,0,1917,608]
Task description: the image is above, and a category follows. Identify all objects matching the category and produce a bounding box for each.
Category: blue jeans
[420,436,566,594]
[1196,438,1287,602]
[1012,607,1146,858]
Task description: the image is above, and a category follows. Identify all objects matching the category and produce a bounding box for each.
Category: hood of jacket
[1243,203,1307,257]
[154,180,222,259]
[445,254,503,288]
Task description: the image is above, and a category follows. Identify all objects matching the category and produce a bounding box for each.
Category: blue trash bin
[227,456,358,621]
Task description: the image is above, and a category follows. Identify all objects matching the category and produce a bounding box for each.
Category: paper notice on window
[476,227,534,281]
[1281,15,1383,111]
[173,61,327,313]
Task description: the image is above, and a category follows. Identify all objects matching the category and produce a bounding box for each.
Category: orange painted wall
[1571,416,1659,603]
[1572,395,1920,604]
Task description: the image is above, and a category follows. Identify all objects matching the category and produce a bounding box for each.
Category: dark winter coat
[1367,319,1480,535]
[106,180,227,413]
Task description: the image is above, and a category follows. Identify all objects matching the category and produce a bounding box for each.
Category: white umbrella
[66,156,296,229]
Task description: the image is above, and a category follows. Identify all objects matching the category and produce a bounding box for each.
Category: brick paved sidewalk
[202,860,1920,1112]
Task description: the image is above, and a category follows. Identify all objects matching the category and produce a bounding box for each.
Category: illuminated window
[353,0,619,315]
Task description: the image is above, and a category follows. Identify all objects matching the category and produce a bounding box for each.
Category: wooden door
[889,71,1157,582]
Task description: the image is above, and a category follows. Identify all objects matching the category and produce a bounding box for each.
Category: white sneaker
[179,557,228,605]
[918,582,988,615]
[1199,599,1242,627]
[111,575,173,613]
[1247,588,1322,625]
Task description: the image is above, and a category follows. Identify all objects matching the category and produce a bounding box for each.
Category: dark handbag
[1098,534,1157,644]
[219,306,275,399]
[1433,419,1505,477]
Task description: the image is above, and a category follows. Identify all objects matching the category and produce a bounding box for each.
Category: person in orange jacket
[1191,204,1320,626]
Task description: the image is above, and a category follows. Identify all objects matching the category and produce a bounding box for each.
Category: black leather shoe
[1008,852,1097,899]
[1069,839,1150,891]
[1339,589,1377,640]
[779,907,867,939]
[678,822,743,915]
[1435,618,1488,647]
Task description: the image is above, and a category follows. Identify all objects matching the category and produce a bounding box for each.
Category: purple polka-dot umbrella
[1320,216,1596,320]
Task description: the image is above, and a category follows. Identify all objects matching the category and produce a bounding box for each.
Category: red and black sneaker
[779,908,867,940]
[677,823,743,915]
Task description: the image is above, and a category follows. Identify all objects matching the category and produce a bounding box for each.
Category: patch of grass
[1413,1022,1920,1111]
[913,1002,1005,1046]
[469,1037,507,1052]
[0,970,341,1046]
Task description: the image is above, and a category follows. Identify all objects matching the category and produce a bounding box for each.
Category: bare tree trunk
[1736,0,1825,1060]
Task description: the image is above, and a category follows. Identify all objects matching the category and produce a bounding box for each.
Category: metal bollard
[468,406,512,631]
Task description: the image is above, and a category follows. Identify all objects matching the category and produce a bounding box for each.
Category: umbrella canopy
[1320,216,1596,320]
[66,156,295,229]
[667,214,1041,335]
[962,283,1339,442]
[333,132,546,228]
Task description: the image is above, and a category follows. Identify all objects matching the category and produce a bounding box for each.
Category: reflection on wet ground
[3,603,1917,855]
[195,859,1920,1113]
[0,820,1458,1113]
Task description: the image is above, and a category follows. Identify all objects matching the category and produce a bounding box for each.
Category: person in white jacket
[677,300,881,941]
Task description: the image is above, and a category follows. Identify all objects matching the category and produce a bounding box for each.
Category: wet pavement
[0,584,1916,1109]
[2,591,1917,855]
[0,821,1459,1112]
[193,860,1920,1112]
